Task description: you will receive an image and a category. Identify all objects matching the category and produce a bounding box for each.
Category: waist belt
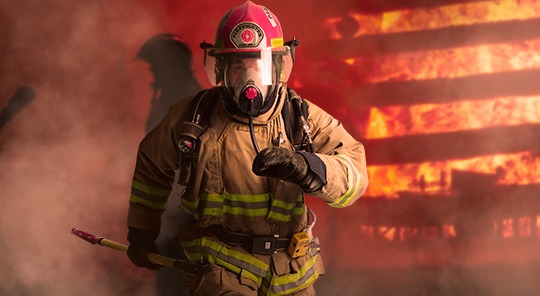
[208,225,290,255]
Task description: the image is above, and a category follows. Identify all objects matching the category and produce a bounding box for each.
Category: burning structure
[288,0,540,294]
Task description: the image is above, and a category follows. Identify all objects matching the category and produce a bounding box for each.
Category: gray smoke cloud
[0,0,165,295]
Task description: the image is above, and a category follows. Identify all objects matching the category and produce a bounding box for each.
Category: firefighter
[136,33,202,296]
[126,1,368,295]
[137,33,202,133]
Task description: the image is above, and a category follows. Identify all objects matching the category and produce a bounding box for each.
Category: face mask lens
[224,53,272,99]
[225,59,249,86]
[278,47,293,83]
[224,49,273,84]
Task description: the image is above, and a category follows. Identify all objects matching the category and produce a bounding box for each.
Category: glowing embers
[366,95,540,138]
[359,225,457,241]
[357,216,540,242]
[496,216,540,238]
[366,151,540,197]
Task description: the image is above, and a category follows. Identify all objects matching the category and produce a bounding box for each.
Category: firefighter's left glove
[252,147,327,193]
[127,227,161,270]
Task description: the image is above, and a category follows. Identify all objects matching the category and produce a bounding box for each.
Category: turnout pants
[187,264,316,296]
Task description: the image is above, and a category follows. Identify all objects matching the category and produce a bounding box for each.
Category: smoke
[0,0,166,295]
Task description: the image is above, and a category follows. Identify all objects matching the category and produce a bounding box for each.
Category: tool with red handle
[71,228,204,275]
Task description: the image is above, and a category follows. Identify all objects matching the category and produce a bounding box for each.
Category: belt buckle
[252,236,277,255]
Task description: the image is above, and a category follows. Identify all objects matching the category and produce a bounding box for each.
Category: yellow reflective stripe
[226,192,269,202]
[130,179,169,209]
[331,155,362,208]
[271,199,295,211]
[183,193,303,219]
[205,193,223,202]
[181,237,269,280]
[129,194,166,210]
[267,194,304,222]
[199,193,271,217]
[181,237,322,295]
[266,212,290,222]
[203,193,223,216]
[223,206,268,217]
[267,198,294,222]
[180,238,203,262]
[211,257,262,286]
[292,206,304,216]
[132,179,169,197]
[201,238,269,276]
[202,207,222,216]
[263,255,320,296]
[292,195,305,216]
[241,269,262,287]
[180,198,199,211]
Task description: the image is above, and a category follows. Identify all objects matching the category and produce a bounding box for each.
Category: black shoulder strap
[283,88,313,152]
[177,87,220,186]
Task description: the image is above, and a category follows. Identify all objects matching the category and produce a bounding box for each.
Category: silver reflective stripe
[194,193,303,220]
[130,180,169,209]
[270,265,317,294]
[201,245,268,277]
[182,237,269,278]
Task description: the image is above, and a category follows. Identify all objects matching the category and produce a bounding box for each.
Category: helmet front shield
[202,44,293,87]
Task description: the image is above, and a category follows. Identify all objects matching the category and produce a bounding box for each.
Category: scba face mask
[223,49,285,116]
[204,46,292,117]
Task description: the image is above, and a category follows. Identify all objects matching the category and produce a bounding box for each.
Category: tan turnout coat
[128,84,368,294]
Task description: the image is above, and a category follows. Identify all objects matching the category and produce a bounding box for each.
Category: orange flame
[322,0,540,38]
[380,0,540,34]
[366,95,540,138]
[351,39,540,84]
[321,0,540,198]
[366,151,540,197]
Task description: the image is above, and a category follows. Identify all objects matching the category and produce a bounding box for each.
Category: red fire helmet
[215,0,284,51]
[203,1,294,88]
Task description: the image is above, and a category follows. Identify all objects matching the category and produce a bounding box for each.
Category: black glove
[252,147,327,193]
[127,227,161,270]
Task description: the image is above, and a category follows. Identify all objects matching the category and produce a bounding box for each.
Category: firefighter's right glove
[127,227,161,270]
[252,147,327,193]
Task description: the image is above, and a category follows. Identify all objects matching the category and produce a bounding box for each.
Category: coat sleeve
[127,100,189,231]
[305,99,369,208]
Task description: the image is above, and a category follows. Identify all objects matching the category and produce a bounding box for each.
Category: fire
[351,39,540,84]
[537,216,540,236]
[319,0,540,199]
[358,225,457,242]
[380,0,540,34]
[502,218,514,238]
[366,95,540,138]
[366,151,540,197]
[322,0,540,39]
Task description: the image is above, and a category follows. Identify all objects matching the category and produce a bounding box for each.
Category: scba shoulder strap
[176,87,313,186]
[283,88,313,152]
